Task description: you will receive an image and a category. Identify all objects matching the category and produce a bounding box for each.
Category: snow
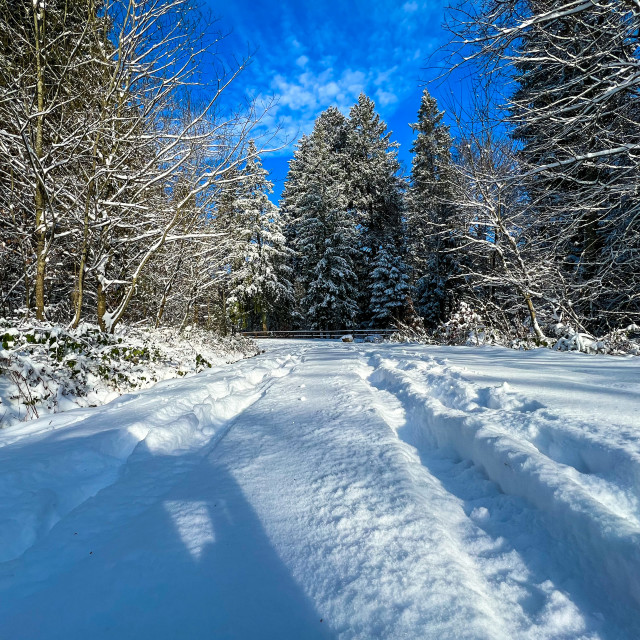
[0,340,639,638]
[0,321,257,428]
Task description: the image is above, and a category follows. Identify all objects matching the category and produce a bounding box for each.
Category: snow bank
[0,351,297,563]
[1,340,639,638]
[0,319,258,428]
[365,346,640,621]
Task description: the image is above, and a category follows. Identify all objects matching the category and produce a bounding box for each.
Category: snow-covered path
[1,341,639,639]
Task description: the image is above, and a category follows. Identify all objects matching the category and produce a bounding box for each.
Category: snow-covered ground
[0,340,639,639]
[0,321,257,427]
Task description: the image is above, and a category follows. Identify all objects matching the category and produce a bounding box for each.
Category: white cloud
[232,0,447,153]
[376,89,398,107]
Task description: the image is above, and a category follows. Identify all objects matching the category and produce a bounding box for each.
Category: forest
[1,0,639,347]
[3,3,640,634]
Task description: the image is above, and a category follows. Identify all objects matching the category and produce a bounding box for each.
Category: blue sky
[207,0,451,200]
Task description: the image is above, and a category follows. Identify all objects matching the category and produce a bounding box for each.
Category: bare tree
[444,0,640,331]
[0,0,104,320]
[1,0,278,334]
[68,0,273,332]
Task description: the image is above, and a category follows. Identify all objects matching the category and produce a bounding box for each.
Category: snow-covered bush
[427,303,640,356]
[551,324,605,354]
[0,319,258,428]
[434,302,507,347]
[604,325,640,356]
[551,322,640,356]
[389,320,431,344]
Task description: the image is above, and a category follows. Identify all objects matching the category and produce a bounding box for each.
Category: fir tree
[346,94,409,324]
[281,107,351,320]
[408,89,458,328]
[225,142,293,330]
[347,94,404,245]
[288,122,359,329]
[369,242,410,326]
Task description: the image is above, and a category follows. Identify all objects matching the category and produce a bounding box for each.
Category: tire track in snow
[359,348,636,638]
[352,349,608,640]
[204,344,514,640]
[1,341,635,639]
[0,349,306,595]
[397,352,640,521]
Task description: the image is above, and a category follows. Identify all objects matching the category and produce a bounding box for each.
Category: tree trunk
[524,293,548,343]
[97,280,107,332]
[72,197,92,328]
[33,4,47,320]
[155,293,169,329]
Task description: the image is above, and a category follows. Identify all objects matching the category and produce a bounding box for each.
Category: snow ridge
[1,341,639,639]
[0,353,298,566]
[364,349,640,629]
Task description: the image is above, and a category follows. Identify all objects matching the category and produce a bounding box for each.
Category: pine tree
[346,94,410,324]
[408,89,458,328]
[369,242,410,325]
[284,117,359,329]
[225,142,293,330]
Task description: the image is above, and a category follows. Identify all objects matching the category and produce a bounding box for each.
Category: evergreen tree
[281,108,351,320]
[226,142,293,330]
[279,134,314,327]
[369,242,410,325]
[347,94,404,245]
[346,94,409,324]
[408,89,458,328]
[281,96,412,329]
[293,127,359,329]
[281,108,361,329]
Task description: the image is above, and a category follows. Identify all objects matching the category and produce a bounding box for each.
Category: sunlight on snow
[163,501,215,560]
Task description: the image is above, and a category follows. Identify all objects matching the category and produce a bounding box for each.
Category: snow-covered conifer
[369,243,411,326]
[408,89,458,327]
[282,108,359,329]
[347,94,404,245]
[226,142,293,330]
[289,121,358,328]
[347,94,409,324]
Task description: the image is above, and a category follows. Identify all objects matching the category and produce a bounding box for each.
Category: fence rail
[240,329,396,340]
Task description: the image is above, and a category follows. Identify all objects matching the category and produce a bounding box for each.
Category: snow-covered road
[1,341,639,639]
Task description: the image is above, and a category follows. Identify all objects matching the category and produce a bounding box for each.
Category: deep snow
[0,340,639,639]
[0,321,257,428]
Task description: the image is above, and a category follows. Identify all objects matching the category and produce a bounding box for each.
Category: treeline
[280,97,410,330]
[269,0,640,338]
[0,0,277,333]
[437,0,640,339]
[2,0,639,341]
[269,90,461,334]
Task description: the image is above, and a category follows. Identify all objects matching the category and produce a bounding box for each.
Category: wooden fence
[240,329,396,340]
